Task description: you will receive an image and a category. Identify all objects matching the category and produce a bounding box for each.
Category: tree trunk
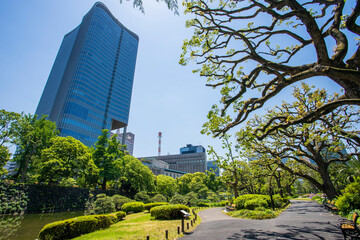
[274,173,284,198]
[102,177,107,190]
[233,170,239,198]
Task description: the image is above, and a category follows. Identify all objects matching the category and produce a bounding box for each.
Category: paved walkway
[180,200,344,240]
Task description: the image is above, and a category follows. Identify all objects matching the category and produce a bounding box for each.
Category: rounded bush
[121,202,144,213]
[244,199,268,210]
[144,202,169,211]
[38,214,112,240]
[112,195,133,211]
[151,194,167,203]
[114,211,126,220]
[150,204,190,220]
[234,194,270,210]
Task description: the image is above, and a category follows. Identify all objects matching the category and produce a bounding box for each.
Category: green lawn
[73,210,201,240]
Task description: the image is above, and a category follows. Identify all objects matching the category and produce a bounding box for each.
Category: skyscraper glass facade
[36,2,138,146]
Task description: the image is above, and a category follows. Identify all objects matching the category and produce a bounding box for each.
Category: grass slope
[73,209,201,240]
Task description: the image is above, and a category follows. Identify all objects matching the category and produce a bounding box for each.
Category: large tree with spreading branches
[181,0,360,138]
[238,83,360,199]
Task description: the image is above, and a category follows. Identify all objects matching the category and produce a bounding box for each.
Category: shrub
[121,202,144,213]
[144,202,169,212]
[273,195,290,208]
[336,181,360,214]
[185,192,199,207]
[233,194,270,210]
[114,211,126,220]
[150,204,190,220]
[135,191,151,203]
[151,194,167,203]
[94,194,115,214]
[197,202,210,207]
[244,198,268,210]
[229,209,277,220]
[112,195,132,211]
[38,214,112,240]
[170,194,186,205]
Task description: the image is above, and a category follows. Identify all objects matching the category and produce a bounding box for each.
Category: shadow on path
[179,201,343,240]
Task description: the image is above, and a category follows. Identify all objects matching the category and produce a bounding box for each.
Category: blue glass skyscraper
[36,2,139,146]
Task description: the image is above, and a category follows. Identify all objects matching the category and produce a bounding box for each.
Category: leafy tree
[176,173,193,195]
[238,84,360,199]
[37,136,95,185]
[120,0,178,14]
[208,134,250,198]
[181,0,360,138]
[120,155,155,195]
[0,110,21,174]
[12,114,58,182]
[156,174,178,199]
[93,130,125,190]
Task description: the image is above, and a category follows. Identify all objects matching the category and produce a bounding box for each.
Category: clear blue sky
[0,1,345,158]
[0,0,224,158]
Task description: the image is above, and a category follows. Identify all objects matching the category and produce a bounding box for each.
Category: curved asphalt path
[179,200,344,240]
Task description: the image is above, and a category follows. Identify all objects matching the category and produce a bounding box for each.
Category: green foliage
[169,194,186,205]
[185,192,199,207]
[156,174,178,199]
[150,204,190,220]
[134,191,151,203]
[121,155,155,194]
[93,130,125,190]
[121,202,144,213]
[151,193,167,203]
[228,209,277,220]
[112,194,132,211]
[0,182,28,214]
[234,194,270,210]
[197,202,210,207]
[38,136,95,185]
[12,114,58,182]
[114,211,126,221]
[94,194,115,214]
[273,195,290,208]
[144,202,169,212]
[336,181,360,214]
[38,214,113,240]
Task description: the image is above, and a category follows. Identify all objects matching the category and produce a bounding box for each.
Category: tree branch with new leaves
[181,0,360,138]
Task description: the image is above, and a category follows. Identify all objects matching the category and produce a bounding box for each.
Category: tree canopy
[181,0,360,138]
[120,0,179,14]
[238,83,360,199]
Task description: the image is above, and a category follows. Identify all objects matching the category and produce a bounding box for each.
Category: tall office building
[35,2,139,146]
[110,130,135,155]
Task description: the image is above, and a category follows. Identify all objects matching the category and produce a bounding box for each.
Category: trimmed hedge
[121,202,144,213]
[38,214,113,240]
[234,194,270,210]
[197,202,210,207]
[114,211,126,220]
[144,202,169,212]
[150,204,190,220]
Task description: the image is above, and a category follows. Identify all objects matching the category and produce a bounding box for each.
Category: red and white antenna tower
[158,132,162,156]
